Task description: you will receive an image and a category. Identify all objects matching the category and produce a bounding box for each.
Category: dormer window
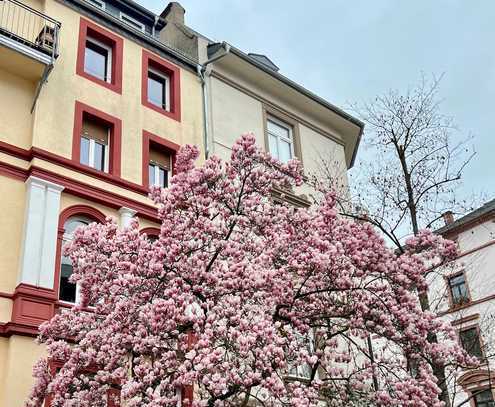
[119,12,146,32]
[84,0,105,10]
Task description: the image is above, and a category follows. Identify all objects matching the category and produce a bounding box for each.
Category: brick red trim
[1,139,149,195]
[139,227,160,237]
[141,50,181,121]
[73,101,122,177]
[142,130,180,188]
[76,18,123,94]
[11,283,56,334]
[0,160,26,181]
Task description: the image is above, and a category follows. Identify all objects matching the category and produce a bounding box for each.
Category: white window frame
[81,136,110,173]
[119,12,146,33]
[288,330,315,380]
[267,115,294,163]
[59,217,90,305]
[85,36,112,83]
[83,0,105,10]
[148,67,171,111]
[149,161,171,188]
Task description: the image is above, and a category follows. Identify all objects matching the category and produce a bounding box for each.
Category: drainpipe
[197,42,231,159]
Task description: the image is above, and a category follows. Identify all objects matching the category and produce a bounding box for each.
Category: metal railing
[0,0,61,60]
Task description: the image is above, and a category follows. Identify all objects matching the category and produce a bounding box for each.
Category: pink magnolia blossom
[27,134,475,407]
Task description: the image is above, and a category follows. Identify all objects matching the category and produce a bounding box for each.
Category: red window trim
[142,130,180,189]
[141,50,181,121]
[44,359,121,407]
[76,17,124,94]
[140,227,160,238]
[53,205,107,297]
[73,101,122,178]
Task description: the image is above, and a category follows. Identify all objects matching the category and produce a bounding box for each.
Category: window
[59,217,91,303]
[288,331,314,380]
[77,18,123,93]
[147,68,170,111]
[119,12,145,32]
[267,116,294,164]
[142,50,181,121]
[149,149,171,188]
[83,0,105,10]
[80,113,110,172]
[84,37,112,82]
[474,389,494,407]
[448,273,470,306]
[459,327,483,358]
[73,101,122,177]
[142,131,179,189]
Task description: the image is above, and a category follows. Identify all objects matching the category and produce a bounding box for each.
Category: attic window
[84,0,105,10]
[119,12,146,32]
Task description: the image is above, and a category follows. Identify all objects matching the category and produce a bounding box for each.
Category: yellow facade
[0,0,203,404]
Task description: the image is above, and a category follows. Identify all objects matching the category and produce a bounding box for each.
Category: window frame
[76,18,123,94]
[80,135,110,173]
[119,12,146,32]
[473,388,495,407]
[267,115,295,163]
[141,50,181,121]
[147,67,171,111]
[141,130,180,190]
[84,36,112,83]
[83,0,106,10]
[445,270,471,308]
[148,161,170,188]
[263,105,302,165]
[458,324,484,360]
[73,101,122,177]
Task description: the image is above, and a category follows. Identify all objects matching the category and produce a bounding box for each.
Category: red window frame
[44,359,120,407]
[72,101,122,178]
[142,130,180,189]
[141,50,181,121]
[76,18,124,94]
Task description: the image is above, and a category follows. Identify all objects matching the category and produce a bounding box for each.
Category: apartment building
[0,0,363,405]
[429,201,495,406]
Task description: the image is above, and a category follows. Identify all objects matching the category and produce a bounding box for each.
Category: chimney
[161,2,185,25]
[442,211,455,226]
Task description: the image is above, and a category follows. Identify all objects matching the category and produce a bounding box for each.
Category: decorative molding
[439,293,495,316]
[119,206,137,228]
[1,139,149,195]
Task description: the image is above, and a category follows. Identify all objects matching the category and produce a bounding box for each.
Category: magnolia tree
[28,135,475,407]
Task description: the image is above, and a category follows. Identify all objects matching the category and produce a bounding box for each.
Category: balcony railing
[0,0,61,62]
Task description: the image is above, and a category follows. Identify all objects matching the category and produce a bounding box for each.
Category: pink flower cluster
[27,134,473,407]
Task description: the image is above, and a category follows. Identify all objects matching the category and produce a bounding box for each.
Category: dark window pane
[475,389,494,407]
[94,141,106,171]
[460,328,483,358]
[60,260,77,303]
[80,137,90,166]
[84,40,108,81]
[148,71,166,109]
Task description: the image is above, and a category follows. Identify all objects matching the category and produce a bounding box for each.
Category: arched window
[59,216,93,303]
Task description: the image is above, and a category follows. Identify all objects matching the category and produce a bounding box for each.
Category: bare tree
[314,74,480,406]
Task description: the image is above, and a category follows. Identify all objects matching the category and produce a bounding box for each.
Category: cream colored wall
[0,67,35,150]
[31,0,203,186]
[0,336,46,407]
[208,74,350,197]
[0,176,26,293]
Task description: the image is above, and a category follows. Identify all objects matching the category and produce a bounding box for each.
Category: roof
[435,199,495,236]
[247,53,279,72]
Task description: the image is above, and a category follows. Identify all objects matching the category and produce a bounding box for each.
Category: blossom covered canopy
[28,134,473,407]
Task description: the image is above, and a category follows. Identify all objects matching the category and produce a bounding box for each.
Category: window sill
[77,70,122,94]
[142,99,180,121]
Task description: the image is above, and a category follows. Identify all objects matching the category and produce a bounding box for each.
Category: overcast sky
[139,0,494,200]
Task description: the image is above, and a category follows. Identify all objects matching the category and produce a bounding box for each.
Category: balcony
[0,0,61,80]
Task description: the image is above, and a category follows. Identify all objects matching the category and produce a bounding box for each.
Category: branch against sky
[27,135,475,407]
